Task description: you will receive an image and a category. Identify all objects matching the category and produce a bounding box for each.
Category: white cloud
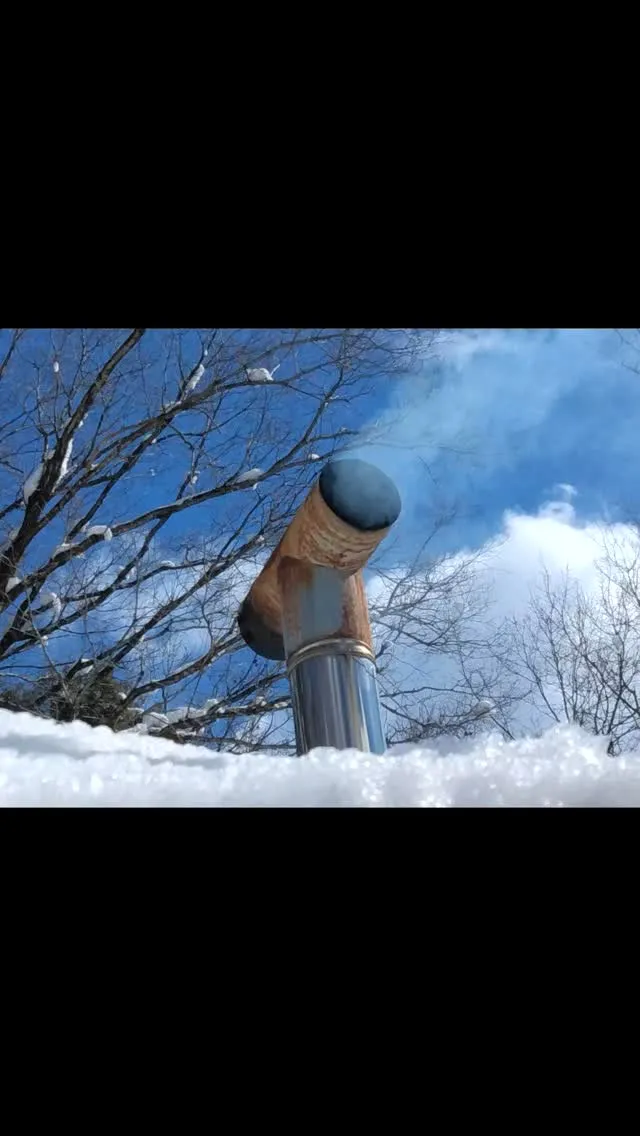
[554,482,578,500]
[482,499,634,616]
[369,492,620,636]
[368,491,639,739]
[437,328,526,368]
[349,329,629,540]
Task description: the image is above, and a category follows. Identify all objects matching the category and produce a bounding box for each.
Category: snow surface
[0,709,638,808]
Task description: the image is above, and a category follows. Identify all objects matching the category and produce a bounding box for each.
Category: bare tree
[495,565,640,755]
[367,520,516,746]
[0,328,442,748]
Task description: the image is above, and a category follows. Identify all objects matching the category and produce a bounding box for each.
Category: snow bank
[0,709,638,807]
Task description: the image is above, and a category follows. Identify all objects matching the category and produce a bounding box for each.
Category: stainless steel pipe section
[287,639,386,755]
[237,457,401,757]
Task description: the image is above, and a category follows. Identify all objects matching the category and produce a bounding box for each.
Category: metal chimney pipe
[237,459,401,755]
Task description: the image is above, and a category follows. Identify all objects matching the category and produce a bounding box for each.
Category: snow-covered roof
[0,709,637,808]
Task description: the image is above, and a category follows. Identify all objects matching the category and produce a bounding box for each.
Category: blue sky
[351,328,640,559]
[13,327,633,569]
[5,326,639,590]
[8,327,635,540]
[4,328,640,728]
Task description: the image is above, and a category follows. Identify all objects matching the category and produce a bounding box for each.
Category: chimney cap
[319,459,402,533]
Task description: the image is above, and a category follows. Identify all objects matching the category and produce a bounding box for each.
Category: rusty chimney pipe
[237,459,401,755]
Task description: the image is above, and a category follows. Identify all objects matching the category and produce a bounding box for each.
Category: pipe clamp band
[286,637,376,675]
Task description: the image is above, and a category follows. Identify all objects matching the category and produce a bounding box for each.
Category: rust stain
[339,572,373,651]
[244,482,388,640]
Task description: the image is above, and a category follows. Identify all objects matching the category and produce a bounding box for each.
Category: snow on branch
[234,468,263,487]
[246,364,280,384]
[0,528,20,554]
[185,364,206,394]
[40,591,62,621]
[81,525,113,542]
[470,699,495,719]
[23,463,45,503]
[22,437,74,503]
[57,440,73,485]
